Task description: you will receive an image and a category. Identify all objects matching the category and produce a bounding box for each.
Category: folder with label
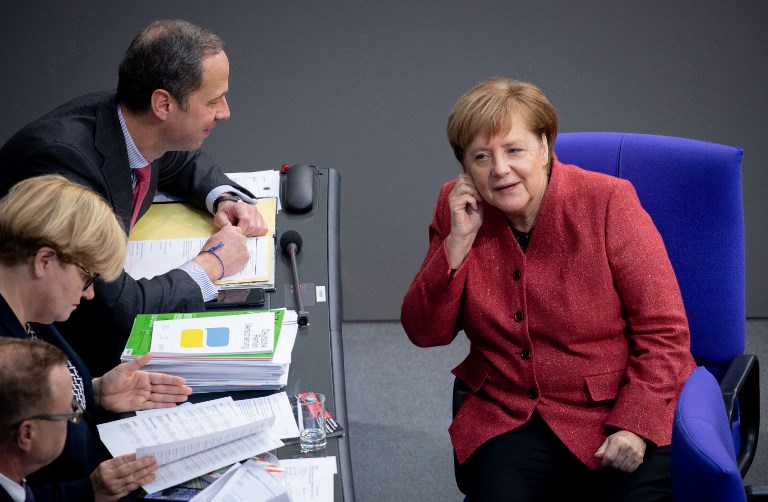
[122,309,298,392]
[125,195,277,289]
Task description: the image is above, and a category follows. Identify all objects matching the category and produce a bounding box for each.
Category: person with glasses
[0,338,72,502]
[0,175,193,501]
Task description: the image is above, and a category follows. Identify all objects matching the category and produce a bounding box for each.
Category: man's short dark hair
[117,19,224,112]
[0,338,68,433]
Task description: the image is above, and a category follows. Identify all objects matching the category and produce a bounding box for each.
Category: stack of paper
[190,460,290,502]
[190,456,338,502]
[126,196,277,290]
[97,393,301,495]
[121,309,298,392]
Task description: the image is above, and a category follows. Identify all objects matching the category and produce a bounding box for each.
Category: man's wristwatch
[213,194,242,212]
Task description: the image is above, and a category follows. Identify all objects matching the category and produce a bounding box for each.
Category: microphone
[280,230,309,327]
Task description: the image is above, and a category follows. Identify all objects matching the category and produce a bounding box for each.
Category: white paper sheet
[207,460,290,502]
[153,170,281,211]
[125,236,268,283]
[235,392,301,440]
[142,427,284,493]
[189,462,241,502]
[281,457,338,502]
[226,171,282,211]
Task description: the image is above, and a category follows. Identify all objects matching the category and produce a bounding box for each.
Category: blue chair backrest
[554,132,746,375]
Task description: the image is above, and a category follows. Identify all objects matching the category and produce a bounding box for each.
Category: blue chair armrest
[672,366,747,502]
[746,485,768,500]
[719,354,760,476]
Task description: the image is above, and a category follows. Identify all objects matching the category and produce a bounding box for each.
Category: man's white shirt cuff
[178,261,218,302]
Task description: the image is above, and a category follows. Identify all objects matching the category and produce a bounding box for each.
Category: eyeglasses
[75,263,99,291]
[10,399,84,429]
[50,251,99,291]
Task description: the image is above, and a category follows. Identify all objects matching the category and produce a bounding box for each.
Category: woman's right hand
[446,174,484,269]
[91,453,158,502]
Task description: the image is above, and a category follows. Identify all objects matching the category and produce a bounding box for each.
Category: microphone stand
[287,246,310,327]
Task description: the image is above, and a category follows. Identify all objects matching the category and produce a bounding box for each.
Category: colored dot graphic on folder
[180,327,230,348]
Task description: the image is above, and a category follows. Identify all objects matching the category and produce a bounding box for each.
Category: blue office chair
[556,132,764,500]
[453,132,764,500]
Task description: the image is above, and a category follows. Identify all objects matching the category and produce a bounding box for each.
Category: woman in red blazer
[401,78,696,501]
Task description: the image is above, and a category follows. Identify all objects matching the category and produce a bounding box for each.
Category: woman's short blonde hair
[0,175,126,281]
[447,77,558,170]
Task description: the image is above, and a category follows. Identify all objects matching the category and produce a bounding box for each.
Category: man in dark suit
[0,338,73,502]
[0,19,268,376]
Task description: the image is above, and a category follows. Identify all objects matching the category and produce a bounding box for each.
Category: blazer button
[527,389,539,399]
[512,269,521,281]
[520,349,531,360]
[513,311,524,322]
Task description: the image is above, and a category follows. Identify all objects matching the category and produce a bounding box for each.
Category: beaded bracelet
[199,241,225,280]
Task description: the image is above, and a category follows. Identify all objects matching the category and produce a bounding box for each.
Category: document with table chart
[97,397,285,494]
[98,392,300,494]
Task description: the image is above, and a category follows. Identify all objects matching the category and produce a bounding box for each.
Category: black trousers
[462,412,671,502]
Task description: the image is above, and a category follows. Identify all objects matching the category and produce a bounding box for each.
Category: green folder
[122,309,286,359]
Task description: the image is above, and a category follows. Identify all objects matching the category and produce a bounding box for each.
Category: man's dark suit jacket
[0,91,252,376]
[0,485,15,502]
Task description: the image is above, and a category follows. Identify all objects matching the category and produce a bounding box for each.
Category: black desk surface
[145,168,354,501]
[272,167,353,501]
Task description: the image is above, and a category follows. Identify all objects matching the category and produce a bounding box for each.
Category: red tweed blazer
[401,160,696,469]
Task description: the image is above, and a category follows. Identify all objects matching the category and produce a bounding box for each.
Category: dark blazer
[402,161,696,468]
[0,294,102,501]
[0,485,15,502]
[0,91,251,375]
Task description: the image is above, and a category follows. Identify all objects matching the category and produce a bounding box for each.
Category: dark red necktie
[130,164,151,228]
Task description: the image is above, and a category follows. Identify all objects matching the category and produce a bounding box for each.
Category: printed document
[97,397,284,493]
[282,457,338,502]
[126,196,277,287]
[190,460,290,502]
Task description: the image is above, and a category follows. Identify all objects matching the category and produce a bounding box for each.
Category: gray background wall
[1,1,766,320]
